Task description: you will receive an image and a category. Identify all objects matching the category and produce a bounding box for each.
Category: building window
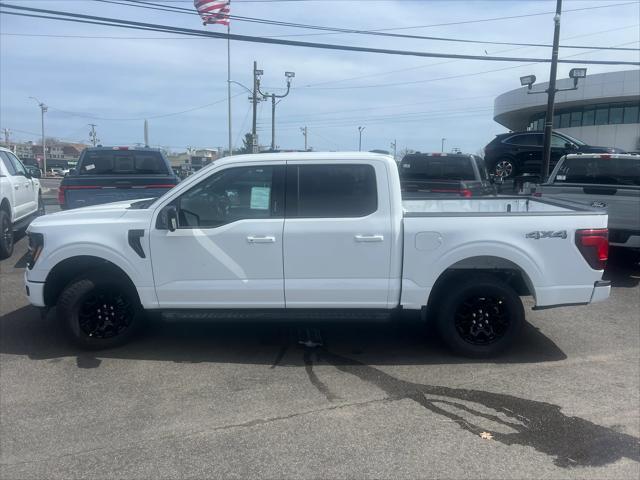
[623,105,638,124]
[609,106,624,125]
[570,111,582,127]
[595,107,609,125]
[582,109,595,126]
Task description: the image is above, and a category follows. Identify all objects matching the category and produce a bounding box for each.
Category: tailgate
[61,175,177,209]
[539,184,640,231]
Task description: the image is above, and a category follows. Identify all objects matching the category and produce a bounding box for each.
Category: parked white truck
[0,146,44,259]
[24,153,611,356]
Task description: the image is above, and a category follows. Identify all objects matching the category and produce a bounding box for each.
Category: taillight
[57,186,66,205]
[430,188,472,197]
[575,229,608,270]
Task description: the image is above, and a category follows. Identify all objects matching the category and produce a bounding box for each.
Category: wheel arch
[425,254,537,315]
[43,255,140,307]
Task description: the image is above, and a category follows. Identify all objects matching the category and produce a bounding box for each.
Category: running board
[159,308,398,322]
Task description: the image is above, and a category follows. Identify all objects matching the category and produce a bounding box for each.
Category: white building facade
[494,70,640,151]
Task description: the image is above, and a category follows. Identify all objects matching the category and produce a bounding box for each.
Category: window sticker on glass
[85,164,95,171]
[402,164,411,168]
[556,174,566,181]
[250,186,270,210]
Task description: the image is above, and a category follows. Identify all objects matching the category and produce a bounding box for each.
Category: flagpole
[226,1,232,156]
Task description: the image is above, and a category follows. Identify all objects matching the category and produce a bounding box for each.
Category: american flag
[194,0,230,26]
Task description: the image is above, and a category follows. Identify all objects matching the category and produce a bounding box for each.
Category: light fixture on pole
[258,70,295,151]
[358,126,365,151]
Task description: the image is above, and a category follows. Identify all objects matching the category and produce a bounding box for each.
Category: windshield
[399,155,475,181]
[79,151,169,175]
[554,156,640,186]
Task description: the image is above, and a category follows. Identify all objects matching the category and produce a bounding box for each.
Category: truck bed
[403,196,595,216]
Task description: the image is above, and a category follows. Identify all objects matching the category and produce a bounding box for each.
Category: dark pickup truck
[58,147,179,209]
[399,153,497,198]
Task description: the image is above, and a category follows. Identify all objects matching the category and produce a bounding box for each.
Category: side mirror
[156,205,179,231]
[68,168,76,176]
[564,142,577,150]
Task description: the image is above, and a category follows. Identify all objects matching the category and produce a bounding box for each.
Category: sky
[1,0,639,155]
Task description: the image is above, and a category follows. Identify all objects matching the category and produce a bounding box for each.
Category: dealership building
[494,70,640,151]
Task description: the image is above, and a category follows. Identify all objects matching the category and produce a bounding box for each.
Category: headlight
[27,232,44,270]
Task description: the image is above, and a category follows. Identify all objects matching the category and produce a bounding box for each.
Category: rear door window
[504,134,542,146]
[286,164,377,218]
[555,157,640,186]
[79,150,169,175]
[400,155,476,181]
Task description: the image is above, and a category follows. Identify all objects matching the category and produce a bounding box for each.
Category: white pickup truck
[24,153,611,356]
[0,146,44,259]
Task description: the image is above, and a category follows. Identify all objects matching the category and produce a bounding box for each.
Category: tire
[0,209,14,260]
[36,194,45,217]
[436,274,524,358]
[493,157,518,179]
[57,272,143,349]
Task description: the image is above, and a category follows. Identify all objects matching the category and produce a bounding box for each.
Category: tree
[240,133,255,154]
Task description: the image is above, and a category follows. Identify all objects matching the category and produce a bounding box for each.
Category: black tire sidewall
[0,210,13,259]
[436,276,524,358]
[58,275,142,350]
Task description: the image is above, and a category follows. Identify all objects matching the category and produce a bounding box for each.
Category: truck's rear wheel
[0,210,14,259]
[57,273,143,349]
[436,275,524,358]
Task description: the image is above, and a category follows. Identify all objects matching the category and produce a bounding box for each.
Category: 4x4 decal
[526,230,567,240]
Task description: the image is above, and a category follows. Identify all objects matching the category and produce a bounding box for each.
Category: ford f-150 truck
[1,146,44,259]
[25,153,611,357]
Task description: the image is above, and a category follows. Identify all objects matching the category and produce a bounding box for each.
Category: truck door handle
[354,234,384,242]
[247,235,276,243]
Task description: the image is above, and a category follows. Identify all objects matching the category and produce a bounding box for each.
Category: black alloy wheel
[78,289,136,339]
[454,295,510,345]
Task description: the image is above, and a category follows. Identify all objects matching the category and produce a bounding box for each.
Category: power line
[1,4,637,66]
[92,0,640,51]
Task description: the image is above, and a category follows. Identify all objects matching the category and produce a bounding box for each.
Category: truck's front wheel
[0,209,14,259]
[57,273,143,349]
[436,275,524,358]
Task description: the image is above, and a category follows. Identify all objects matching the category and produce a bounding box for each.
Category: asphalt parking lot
[1,214,639,479]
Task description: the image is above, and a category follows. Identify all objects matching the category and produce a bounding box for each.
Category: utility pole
[441,137,446,153]
[89,123,99,147]
[541,0,563,180]
[390,139,397,161]
[300,126,308,151]
[252,61,264,153]
[258,71,295,151]
[144,119,149,146]
[29,97,47,174]
[358,126,365,151]
[2,128,10,144]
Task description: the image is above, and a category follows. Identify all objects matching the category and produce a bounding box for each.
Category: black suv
[484,131,624,178]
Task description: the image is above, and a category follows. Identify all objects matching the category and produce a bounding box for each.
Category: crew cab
[58,146,178,209]
[0,147,44,259]
[536,153,640,250]
[399,153,496,198]
[25,153,611,357]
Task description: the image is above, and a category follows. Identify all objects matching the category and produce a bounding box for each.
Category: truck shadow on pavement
[1,306,638,469]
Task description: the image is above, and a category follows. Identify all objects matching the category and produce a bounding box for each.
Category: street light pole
[258,71,295,152]
[358,126,365,151]
[541,0,563,180]
[300,126,308,151]
[441,137,446,153]
[29,97,47,174]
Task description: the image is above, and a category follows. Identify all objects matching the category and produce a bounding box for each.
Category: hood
[29,199,149,229]
[577,145,626,154]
